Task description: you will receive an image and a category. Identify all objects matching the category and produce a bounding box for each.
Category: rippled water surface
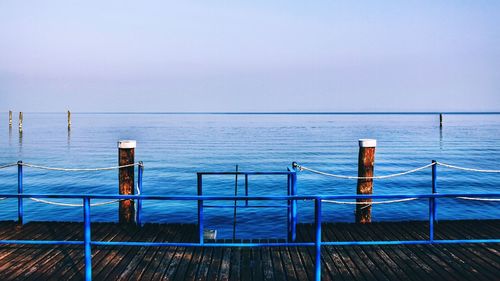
[0,113,499,238]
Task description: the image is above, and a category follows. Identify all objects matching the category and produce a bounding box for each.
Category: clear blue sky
[1,1,499,112]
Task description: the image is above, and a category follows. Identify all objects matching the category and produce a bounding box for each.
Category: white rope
[0,163,17,170]
[29,197,121,207]
[323,197,418,209]
[20,162,141,172]
[456,197,500,202]
[28,184,141,207]
[295,163,435,180]
[437,162,500,173]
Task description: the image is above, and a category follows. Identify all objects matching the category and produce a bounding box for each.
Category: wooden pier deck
[0,220,498,280]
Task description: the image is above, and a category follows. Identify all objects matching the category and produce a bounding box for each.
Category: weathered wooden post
[18,112,23,132]
[9,111,12,127]
[67,110,71,130]
[439,114,443,127]
[118,140,136,224]
[356,139,376,224]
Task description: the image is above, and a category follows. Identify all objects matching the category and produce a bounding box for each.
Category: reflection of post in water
[9,125,12,146]
[18,129,23,153]
[439,126,443,150]
[67,126,71,148]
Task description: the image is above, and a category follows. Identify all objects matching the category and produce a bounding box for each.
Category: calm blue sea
[0,113,499,238]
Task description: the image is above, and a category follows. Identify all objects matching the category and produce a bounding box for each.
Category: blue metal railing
[0,161,499,281]
[0,193,499,281]
[197,170,298,243]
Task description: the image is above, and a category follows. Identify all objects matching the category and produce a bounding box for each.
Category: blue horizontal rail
[203,204,288,208]
[1,193,499,200]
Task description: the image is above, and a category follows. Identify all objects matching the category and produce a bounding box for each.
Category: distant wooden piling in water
[8,111,12,127]
[18,112,23,133]
[67,110,71,130]
[440,113,443,127]
[356,139,376,224]
[118,140,136,224]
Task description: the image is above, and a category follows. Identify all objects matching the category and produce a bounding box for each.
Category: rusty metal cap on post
[358,139,377,148]
[118,140,136,149]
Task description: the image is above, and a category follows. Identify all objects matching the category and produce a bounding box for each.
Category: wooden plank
[239,239,252,281]
[173,231,205,281]
[160,224,197,280]
[318,224,354,281]
[269,239,285,281]
[145,224,189,280]
[337,223,400,281]
[368,222,441,280]
[444,221,500,265]
[319,223,370,281]
[7,223,84,280]
[62,223,142,280]
[0,222,47,261]
[0,220,498,280]
[350,222,426,281]
[24,223,115,281]
[386,222,463,281]
[278,239,299,281]
[206,244,223,281]
[397,222,482,281]
[300,223,340,281]
[115,224,164,279]
[250,239,263,281]
[93,225,151,280]
[286,244,310,281]
[0,222,78,278]
[130,223,177,280]
[433,222,499,280]
[218,240,233,281]
[296,224,317,281]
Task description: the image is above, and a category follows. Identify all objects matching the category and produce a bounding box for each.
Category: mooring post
[18,112,23,133]
[439,114,443,127]
[118,140,136,224]
[356,139,376,224]
[17,161,23,225]
[67,110,71,130]
[9,111,12,127]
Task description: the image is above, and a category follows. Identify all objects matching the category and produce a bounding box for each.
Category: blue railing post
[291,171,297,242]
[244,174,249,207]
[17,161,23,225]
[430,160,437,241]
[287,167,298,242]
[136,161,143,226]
[83,197,92,281]
[432,160,437,222]
[314,198,322,281]
[197,173,204,244]
[287,173,291,242]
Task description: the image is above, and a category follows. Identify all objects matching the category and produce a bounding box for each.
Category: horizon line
[6,111,500,115]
